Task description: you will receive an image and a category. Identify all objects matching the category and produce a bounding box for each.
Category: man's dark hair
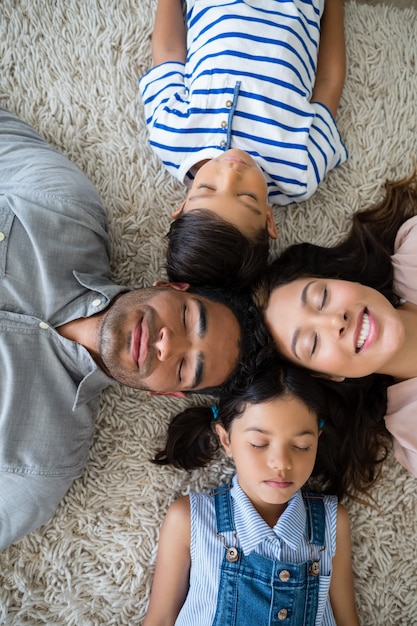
[166,209,269,289]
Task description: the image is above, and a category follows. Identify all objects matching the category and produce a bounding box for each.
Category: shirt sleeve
[302,101,348,201]
[0,107,107,228]
[391,215,417,303]
[0,472,76,550]
[139,62,190,181]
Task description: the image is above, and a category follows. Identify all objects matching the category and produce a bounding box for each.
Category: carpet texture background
[0,1,416,624]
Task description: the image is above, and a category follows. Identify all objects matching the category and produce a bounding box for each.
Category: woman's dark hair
[254,170,417,310]
[166,209,269,289]
[153,359,392,500]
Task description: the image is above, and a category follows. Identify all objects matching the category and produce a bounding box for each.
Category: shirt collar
[230,476,306,555]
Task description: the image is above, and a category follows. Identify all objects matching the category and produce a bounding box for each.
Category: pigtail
[153,405,219,470]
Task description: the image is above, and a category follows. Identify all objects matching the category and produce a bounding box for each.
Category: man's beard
[97,291,157,389]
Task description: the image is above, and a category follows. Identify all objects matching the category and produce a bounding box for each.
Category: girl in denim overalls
[144,361,360,626]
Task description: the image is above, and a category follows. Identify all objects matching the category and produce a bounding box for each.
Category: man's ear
[171,200,186,219]
[266,205,278,239]
[147,390,188,399]
[215,423,233,458]
[152,279,190,291]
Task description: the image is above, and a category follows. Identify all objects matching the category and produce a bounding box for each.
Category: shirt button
[220,120,227,129]
[279,569,291,582]
[219,140,227,148]
[225,100,233,108]
[39,322,49,330]
[278,608,288,620]
[92,298,102,307]
[0,232,5,242]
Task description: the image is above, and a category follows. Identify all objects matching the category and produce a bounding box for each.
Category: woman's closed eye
[311,332,318,357]
[319,287,328,311]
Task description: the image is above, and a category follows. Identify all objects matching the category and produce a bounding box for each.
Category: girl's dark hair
[166,209,269,289]
[153,359,391,500]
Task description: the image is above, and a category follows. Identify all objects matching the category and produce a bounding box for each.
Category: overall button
[0,232,5,242]
[277,608,288,620]
[279,569,291,582]
[39,322,49,330]
[220,120,227,129]
[225,100,233,108]
[92,298,102,307]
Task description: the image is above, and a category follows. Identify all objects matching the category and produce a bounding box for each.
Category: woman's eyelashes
[311,332,318,357]
[320,287,328,310]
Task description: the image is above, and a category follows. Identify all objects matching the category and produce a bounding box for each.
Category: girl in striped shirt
[143,361,359,625]
[140,0,347,288]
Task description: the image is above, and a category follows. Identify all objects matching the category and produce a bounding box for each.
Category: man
[0,108,262,549]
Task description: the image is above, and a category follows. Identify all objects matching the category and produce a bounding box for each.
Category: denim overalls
[210,484,326,626]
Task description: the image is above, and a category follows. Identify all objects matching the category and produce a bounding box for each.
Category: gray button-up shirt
[0,108,127,548]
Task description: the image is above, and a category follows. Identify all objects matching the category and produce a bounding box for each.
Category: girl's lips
[132,318,149,368]
[264,479,293,489]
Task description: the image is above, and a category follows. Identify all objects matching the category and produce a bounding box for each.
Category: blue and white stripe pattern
[175,475,338,625]
[140,0,348,206]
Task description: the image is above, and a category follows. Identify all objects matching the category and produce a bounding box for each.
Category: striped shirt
[175,475,338,625]
[139,0,348,206]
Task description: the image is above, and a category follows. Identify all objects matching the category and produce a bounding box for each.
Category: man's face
[97,284,241,395]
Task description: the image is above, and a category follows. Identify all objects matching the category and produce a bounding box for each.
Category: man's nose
[155,327,188,361]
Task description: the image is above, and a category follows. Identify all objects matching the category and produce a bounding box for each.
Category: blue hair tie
[211,405,219,420]
[319,419,325,430]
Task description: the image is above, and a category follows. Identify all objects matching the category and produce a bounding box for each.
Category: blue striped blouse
[140,0,348,206]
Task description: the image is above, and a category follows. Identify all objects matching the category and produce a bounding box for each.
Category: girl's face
[173,149,278,239]
[264,277,404,379]
[216,395,319,525]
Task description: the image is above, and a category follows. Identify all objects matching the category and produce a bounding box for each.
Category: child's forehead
[234,396,318,434]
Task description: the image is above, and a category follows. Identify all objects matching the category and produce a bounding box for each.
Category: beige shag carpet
[1,1,417,624]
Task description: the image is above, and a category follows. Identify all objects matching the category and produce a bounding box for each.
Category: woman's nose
[318,311,348,337]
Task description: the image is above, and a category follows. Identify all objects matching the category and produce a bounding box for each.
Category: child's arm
[310,0,345,118]
[329,503,360,626]
[143,496,191,626]
[151,0,187,66]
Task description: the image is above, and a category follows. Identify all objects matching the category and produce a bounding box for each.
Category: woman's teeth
[356,311,370,351]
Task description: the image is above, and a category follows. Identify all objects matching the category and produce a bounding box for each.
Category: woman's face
[264,277,405,379]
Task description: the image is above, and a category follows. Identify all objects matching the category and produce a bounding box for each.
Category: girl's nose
[268,447,292,471]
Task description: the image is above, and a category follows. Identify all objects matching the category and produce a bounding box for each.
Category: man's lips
[132,318,149,368]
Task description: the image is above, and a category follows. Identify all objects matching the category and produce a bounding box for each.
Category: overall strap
[210,483,235,533]
[302,492,326,546]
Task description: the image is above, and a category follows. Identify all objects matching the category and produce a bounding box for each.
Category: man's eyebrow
[193,298,207,338]
[291,281,316,360]
[191,352,204,389]
[187,298,207,389]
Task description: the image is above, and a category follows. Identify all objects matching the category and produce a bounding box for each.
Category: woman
[255,171,417,478]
